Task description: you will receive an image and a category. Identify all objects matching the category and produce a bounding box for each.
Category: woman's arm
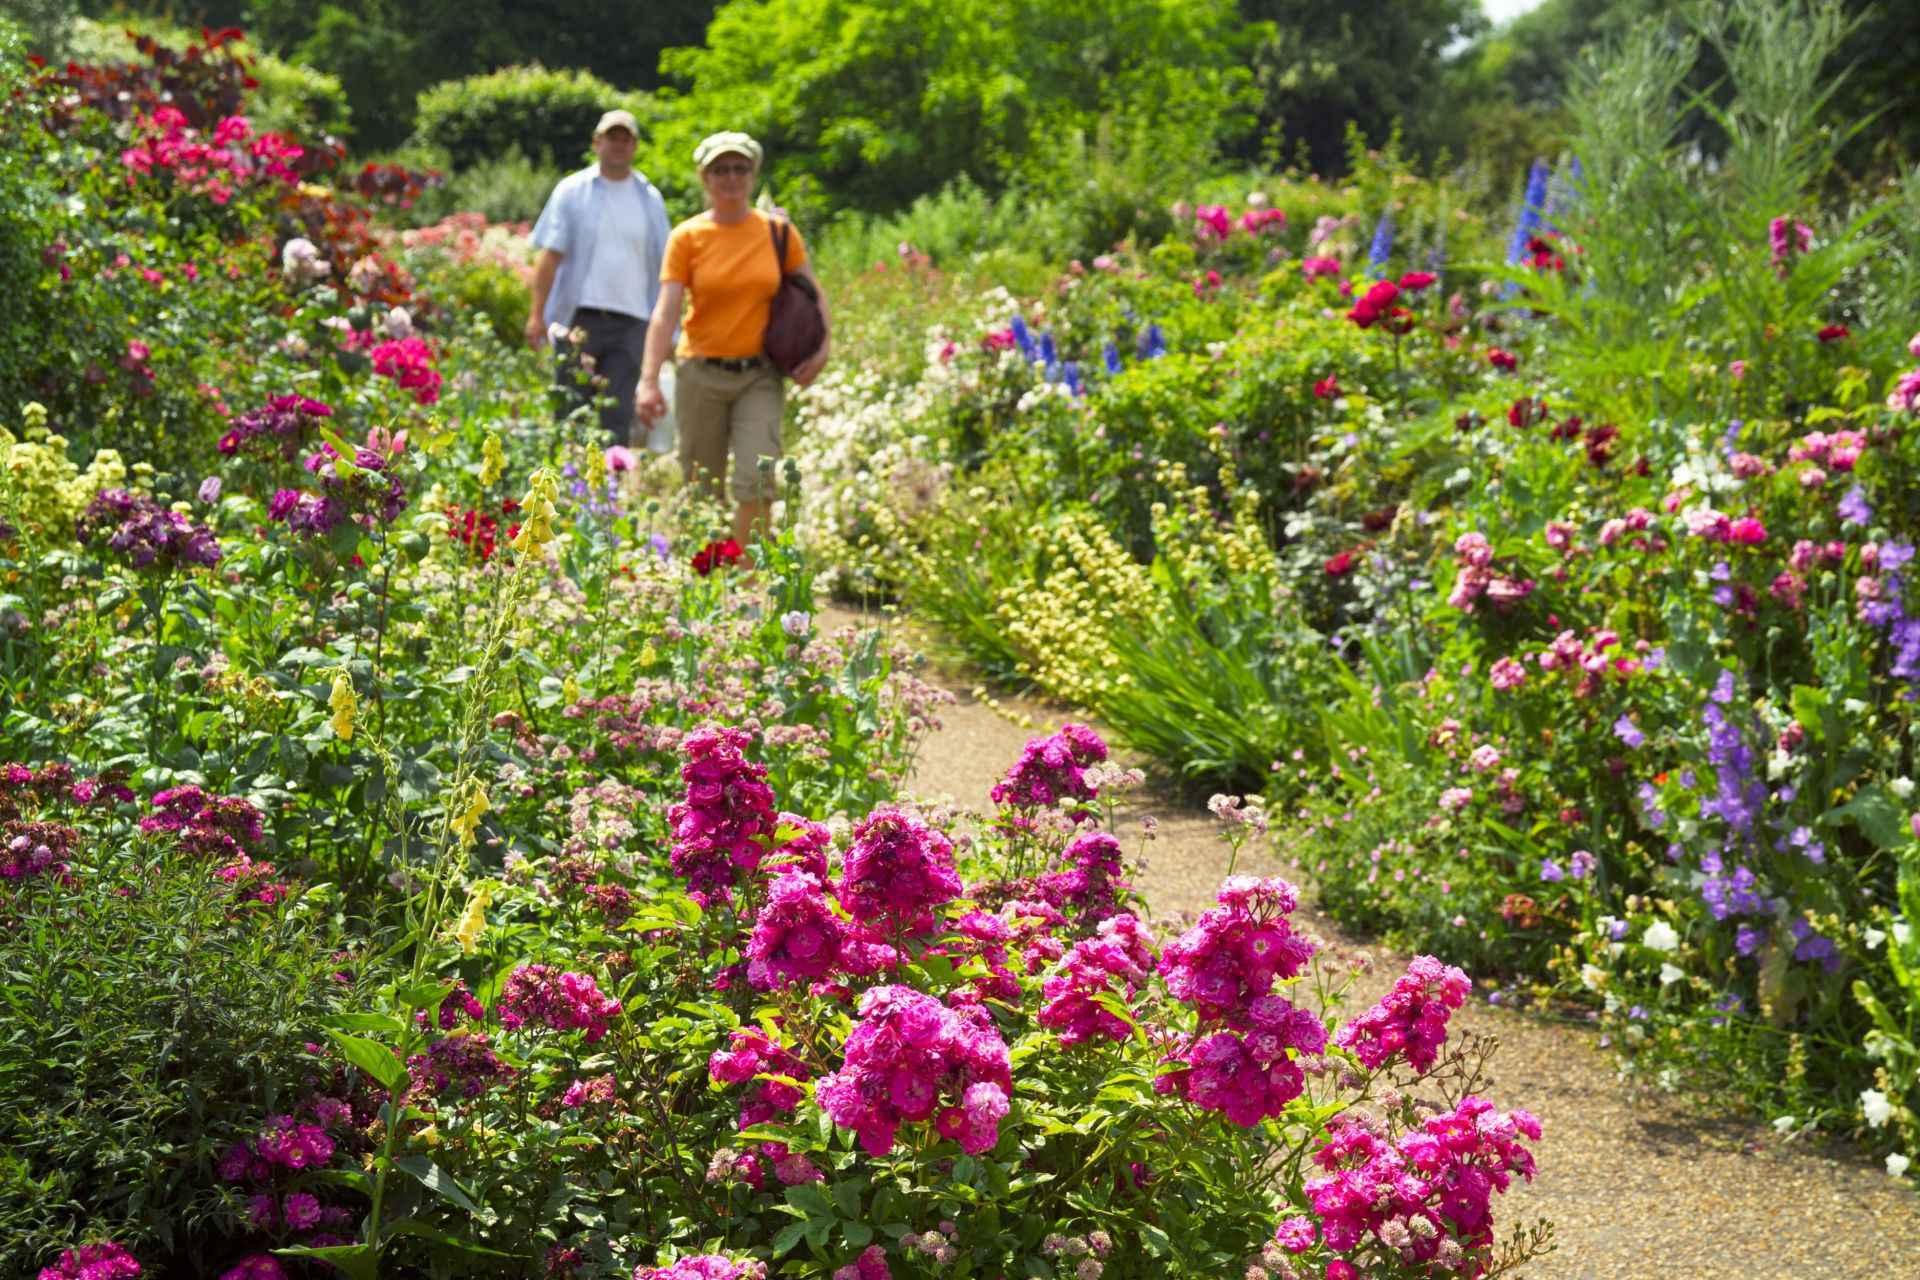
[636,280,685,422]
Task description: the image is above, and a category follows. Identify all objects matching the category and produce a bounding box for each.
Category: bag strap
[767,214,791,277]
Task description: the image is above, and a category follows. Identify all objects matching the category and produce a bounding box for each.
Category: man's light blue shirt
[530,163,671,329]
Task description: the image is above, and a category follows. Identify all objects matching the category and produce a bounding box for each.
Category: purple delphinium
[1837,485,1872,527]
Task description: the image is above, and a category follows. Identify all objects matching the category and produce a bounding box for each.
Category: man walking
[524,109,671,446]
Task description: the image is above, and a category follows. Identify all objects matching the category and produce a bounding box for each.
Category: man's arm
[635,280,685,422]
[525,248,562,348]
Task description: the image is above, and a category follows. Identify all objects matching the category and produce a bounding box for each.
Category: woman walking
[636,132,830,552]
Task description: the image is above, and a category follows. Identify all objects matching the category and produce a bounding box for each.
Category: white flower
[1862,1089,1894,1128]
[1896,921,1913,948]
[1580,964,1607,992]
[1890,777,1914,799]
[1865,927,1888,950]
[1643,920,1681,953]
[1889,1152,1912,1178]
[383,306,413,339]
[779,610,811,637]
[1772,1115,1796,1134]
[1659,962,1685,986]
[1844,697,1869,715]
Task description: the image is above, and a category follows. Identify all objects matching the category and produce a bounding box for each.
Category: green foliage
[0,21,63,417]
[0,842,352,1266]
[652,0,1255,217]
[1238,0,1488,173]
[414,64,650,173]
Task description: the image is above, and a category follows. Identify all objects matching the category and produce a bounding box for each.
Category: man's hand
[635,379,668,423]
[791,341,830,387]
[524,314,548,349]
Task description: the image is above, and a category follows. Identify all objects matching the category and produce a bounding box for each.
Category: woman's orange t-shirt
[662,210,808,359]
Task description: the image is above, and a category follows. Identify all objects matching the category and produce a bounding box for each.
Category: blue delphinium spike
[1141,323,1168,360]
[1038,332,1057,365]
[1506,159,1550,265]
[1102,341,1123,376]
[1366,211,1394,279]
[1010,314,1036,362]
[1064,361,1084,397]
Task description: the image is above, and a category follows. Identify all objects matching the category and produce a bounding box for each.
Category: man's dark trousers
[554,306,647,446]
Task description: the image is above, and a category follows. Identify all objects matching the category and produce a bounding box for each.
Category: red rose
[1324,550,1357,576]
[1398,270,1437,291]
[1344,280,1402,329]
[1816,324,1850,343]
[1488,348,1518,370]
[1313,374,1340,399]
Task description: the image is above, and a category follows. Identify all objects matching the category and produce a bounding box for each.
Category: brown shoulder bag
[763,214,827,377]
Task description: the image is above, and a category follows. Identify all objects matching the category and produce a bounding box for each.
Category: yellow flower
[563,674,581,705]
[450,782,490,851]
[449,882,493,955]
[508,467,560,558]
[478,432,506,488]
[328,671,356,741]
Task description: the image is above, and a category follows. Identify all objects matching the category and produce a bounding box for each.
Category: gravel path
[881,658,1920,1279]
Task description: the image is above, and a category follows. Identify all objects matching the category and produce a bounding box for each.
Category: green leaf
[329,1011,407,1033]
[770,1222,808,1257]
[786,1180,833,1218]
[392,1155,483,1214]
[1832,784,1906,850]
[385,1218,520,1257]
[831,1177,862,1219]
[328,1031,408,1093]
[273,1244,378,1280]
[1139,1224,1172,1256]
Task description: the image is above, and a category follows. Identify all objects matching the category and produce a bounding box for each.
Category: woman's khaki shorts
[674,357,785,503]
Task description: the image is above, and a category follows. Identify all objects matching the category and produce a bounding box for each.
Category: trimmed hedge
[413,63,654,172]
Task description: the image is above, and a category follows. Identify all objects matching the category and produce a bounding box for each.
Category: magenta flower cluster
[1333,954,1471,1073]
[219,1117,335,1181]
[1040,912,1156,1046]
[708,1028,812,1129]
[497,964,623,1043]
[837,805,963,930]
[36,1241,141,1280]
[139,786,266,860]
[744,871,894,990]
[76,489,221,572]
[633,1256,766,1280]
[815,985,1012,1156]
[217,394,333,461]
[1156,877,1322,1126]
[989,724,1108,809]
[1275,1096,1540,1265]
[667,724,777,901]
[408,1031,517,1098]
[369,336,443,405]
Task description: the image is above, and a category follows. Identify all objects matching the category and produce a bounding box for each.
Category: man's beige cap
[595,109,640,137]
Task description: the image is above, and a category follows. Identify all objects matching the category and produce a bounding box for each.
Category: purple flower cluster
[1040,913,1156,1046]
[815,985,1012,1156]
[744,871,895,990]
[138,786,266,860]
[2,821,80,883]
[497,965,623,1043]
[1279,1096,1540,1265]
[217,394,333,461]
[76,489,221,572]
[37,1241,141,1280]
[989,724,1108,809]
[708,1028,811,1128]
[666,724,777,902]
[407,1031,516,1098]
[268,441,408,539]
[837,805,962,932]
[1333,955,1471,1073]
[1034,829,1130,922]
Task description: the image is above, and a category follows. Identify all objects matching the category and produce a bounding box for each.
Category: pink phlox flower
[1333,954,1471,1073]
[1158,878,1312,1022]
[37,1241,142,1280]
[709,1029,812,1129]
[990,724,1109,810]
[837,806,961,931]
[497,965,622,1042]
[667,724,778,901]
[814,986,1011,1157]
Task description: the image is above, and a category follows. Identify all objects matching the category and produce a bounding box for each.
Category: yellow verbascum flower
[449,883,493,955]
[450,782,490,851]
[328,671,356,741]
[562,674,581,705]
[478,432,506,488]
[508,467,560,558]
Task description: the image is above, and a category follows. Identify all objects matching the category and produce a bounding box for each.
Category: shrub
[0,786,355,1267]
[413,64,652,173]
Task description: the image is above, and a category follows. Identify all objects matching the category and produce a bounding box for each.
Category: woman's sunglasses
[706,162,754,177]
